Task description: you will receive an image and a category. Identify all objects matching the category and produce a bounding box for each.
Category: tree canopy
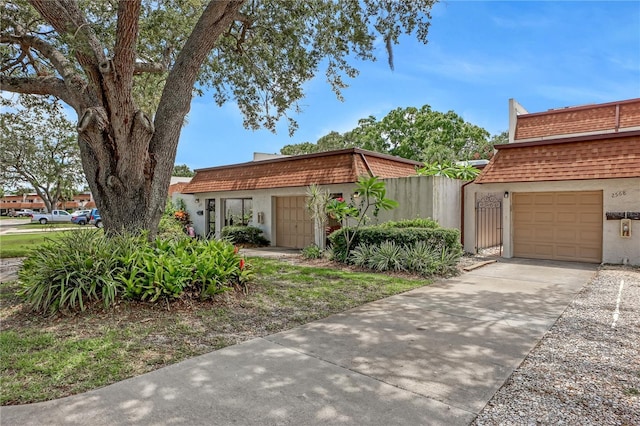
[172,164,195,177]
[1,0,437,235]
[281,105,503,163]
[0,94,85,212]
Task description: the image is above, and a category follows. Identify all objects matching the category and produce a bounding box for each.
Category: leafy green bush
[221,225,270,246]
[19,231,252,315]
[348,239,462,276]
[329,225,461,263]
[119,238,250,301]
[18,231,134,315]
[379,218,440,229]
[301,244,324,260]
[369,241,405,272]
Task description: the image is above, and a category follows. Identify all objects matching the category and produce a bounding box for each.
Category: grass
[0,232,71,258]
[0,257,430,405]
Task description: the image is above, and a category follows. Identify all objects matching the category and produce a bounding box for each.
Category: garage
[275,196,314,249]
[513,191,603,263]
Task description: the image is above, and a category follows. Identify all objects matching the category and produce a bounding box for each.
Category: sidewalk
[0,258,596,425]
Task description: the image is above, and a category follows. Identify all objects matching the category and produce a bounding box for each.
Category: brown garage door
[275,196,314,249]
[513,191,602,263]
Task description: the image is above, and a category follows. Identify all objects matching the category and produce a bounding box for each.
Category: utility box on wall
[621,219,631,238]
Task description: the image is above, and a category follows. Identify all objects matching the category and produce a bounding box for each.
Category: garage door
[275,196,314,249]
[513,191,602,263]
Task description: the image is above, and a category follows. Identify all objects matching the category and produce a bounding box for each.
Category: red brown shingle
[475,134,640,183]
[515,98,640,140]
[182,149,421,194]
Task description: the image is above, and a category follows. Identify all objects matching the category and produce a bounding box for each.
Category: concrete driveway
[0,258,596,425]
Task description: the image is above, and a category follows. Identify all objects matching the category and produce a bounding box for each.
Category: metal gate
[475,193,503,256]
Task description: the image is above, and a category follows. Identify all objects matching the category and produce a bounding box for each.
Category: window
[224,198,252,226]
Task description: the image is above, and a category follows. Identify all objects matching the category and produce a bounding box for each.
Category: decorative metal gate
[475,193,503,256]
[206,199,216,238]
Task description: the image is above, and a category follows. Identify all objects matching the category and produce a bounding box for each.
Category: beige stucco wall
[378,176,463,229]
[464,178,640,265]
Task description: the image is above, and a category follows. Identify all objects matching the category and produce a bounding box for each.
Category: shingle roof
[515,98,640,141]
[475,132,640,183]
[182,149,422,194]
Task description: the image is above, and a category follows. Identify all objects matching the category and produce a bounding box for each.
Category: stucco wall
[464,178,640,265]
[377,176,463,229]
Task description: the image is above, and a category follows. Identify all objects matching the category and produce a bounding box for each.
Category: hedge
[220,225,270,246]
[329,226,461,263]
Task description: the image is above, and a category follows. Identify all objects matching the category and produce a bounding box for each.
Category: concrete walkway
[1,259,596,425]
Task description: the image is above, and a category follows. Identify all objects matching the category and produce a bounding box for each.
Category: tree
[172,164,194,177]
[280,142,319,156]
[1,0,436,236]
[280,105,496,163]
[0,94,85,212]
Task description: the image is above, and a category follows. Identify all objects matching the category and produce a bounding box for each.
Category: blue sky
[176,0,640,170]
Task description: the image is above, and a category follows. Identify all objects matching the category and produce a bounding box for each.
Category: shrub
[329,225,461,263]
[301,244,323,260]
[347,239,462,276]
[18,230,134,315]
[369,241,405,272]
[221,225,270,246]
[19,231,252,315]
[379,218,440,229]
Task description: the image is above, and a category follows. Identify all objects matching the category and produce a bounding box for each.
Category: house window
[224,198,252,226]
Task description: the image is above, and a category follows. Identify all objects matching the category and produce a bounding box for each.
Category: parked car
[9,209,34,217]
[88,208,102,228]
[71,209,91,218]
[71,214,88,225]
[31,210,72,224]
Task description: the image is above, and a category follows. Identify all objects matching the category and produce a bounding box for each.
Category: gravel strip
[473,265,640,425]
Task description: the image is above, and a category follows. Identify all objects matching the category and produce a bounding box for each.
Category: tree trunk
[77,106,169,236]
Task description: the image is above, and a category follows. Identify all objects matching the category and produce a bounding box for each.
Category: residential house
[177,148,463,248]
[464,98,640,265]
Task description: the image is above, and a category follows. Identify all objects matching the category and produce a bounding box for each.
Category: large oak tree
[1,0,435,235]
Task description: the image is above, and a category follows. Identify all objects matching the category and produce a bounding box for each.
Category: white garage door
[513,191,602,263]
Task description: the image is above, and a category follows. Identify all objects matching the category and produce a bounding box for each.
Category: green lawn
[0,232,70,258]
[0,257,430,405]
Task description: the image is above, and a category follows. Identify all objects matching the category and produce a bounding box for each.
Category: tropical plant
[305,184,332,250]
[18,231,252,315]
[368,241,405,272]
[416,162,480,180]
[326,176,399,260]
[301,244,324,260]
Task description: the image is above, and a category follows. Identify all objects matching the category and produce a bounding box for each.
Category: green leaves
[416,162,481,181]
[0,95,85,210]
[18,232,252,315]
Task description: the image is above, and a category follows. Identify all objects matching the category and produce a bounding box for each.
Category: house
[464,98,640,265]
[177,148,464,248]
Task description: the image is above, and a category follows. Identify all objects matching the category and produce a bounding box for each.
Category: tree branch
[29,0,107,103]
[0,75,78,112]
[133,62,168,74]
[113,0,141,92]
[0,33,87,99]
